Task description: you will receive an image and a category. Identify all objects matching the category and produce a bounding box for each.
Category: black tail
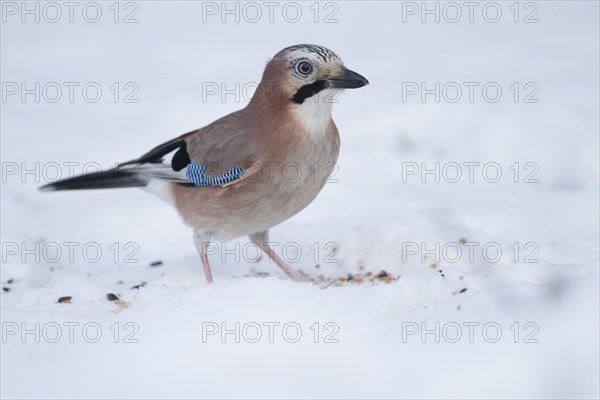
[39,166,148,192]
[40,136,190,192]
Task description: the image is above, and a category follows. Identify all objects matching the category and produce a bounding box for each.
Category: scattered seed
[115,299,128,309]
[430,263,438,269]
[315,264,320,269]
[459,288,468,294]
[117,280,124,285]
[106,293,120,301]
[377,270,389,278]
[57,296,72,304]
[130,283,146,290]
[149,260,163,267]
[458,238,467,244]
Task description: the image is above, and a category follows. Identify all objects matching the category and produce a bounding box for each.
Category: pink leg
[249,231,303,281]
[201,252,214,284]
[261,244,303,282]
[193,230,214,284]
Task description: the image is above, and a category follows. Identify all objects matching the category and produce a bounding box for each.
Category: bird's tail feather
[39,166,148,192]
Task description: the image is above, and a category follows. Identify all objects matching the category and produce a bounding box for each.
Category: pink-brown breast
[170,110,340,241]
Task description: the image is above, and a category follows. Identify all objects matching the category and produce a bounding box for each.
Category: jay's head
[257,44,369,106]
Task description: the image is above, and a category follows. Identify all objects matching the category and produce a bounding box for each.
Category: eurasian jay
[41,44,369,283]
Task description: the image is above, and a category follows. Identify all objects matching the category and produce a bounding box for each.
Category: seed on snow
[106,293,120,301]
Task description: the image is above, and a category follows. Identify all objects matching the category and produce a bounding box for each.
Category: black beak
[325,68,369,89]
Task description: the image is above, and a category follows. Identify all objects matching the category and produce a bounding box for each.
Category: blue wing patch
[186,162,245,186]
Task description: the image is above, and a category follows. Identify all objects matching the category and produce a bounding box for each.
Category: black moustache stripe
[292,80,329,104]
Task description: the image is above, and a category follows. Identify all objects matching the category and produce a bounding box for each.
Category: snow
[1,1,599,398]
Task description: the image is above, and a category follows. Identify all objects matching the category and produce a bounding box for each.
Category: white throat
[292,89,338,136]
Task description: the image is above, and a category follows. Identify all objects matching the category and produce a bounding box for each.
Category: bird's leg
[249,231,303,281]
[193,230,214,283]
[200,252,213,283]
[262,245,303,281]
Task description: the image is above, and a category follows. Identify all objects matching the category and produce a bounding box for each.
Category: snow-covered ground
[1,1,599,398]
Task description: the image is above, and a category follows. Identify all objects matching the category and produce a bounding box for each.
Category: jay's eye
[296,61,313,75]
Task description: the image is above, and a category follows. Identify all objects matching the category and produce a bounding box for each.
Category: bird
[40,44,369,283]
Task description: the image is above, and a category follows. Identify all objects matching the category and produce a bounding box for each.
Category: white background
[1,1,599,398]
